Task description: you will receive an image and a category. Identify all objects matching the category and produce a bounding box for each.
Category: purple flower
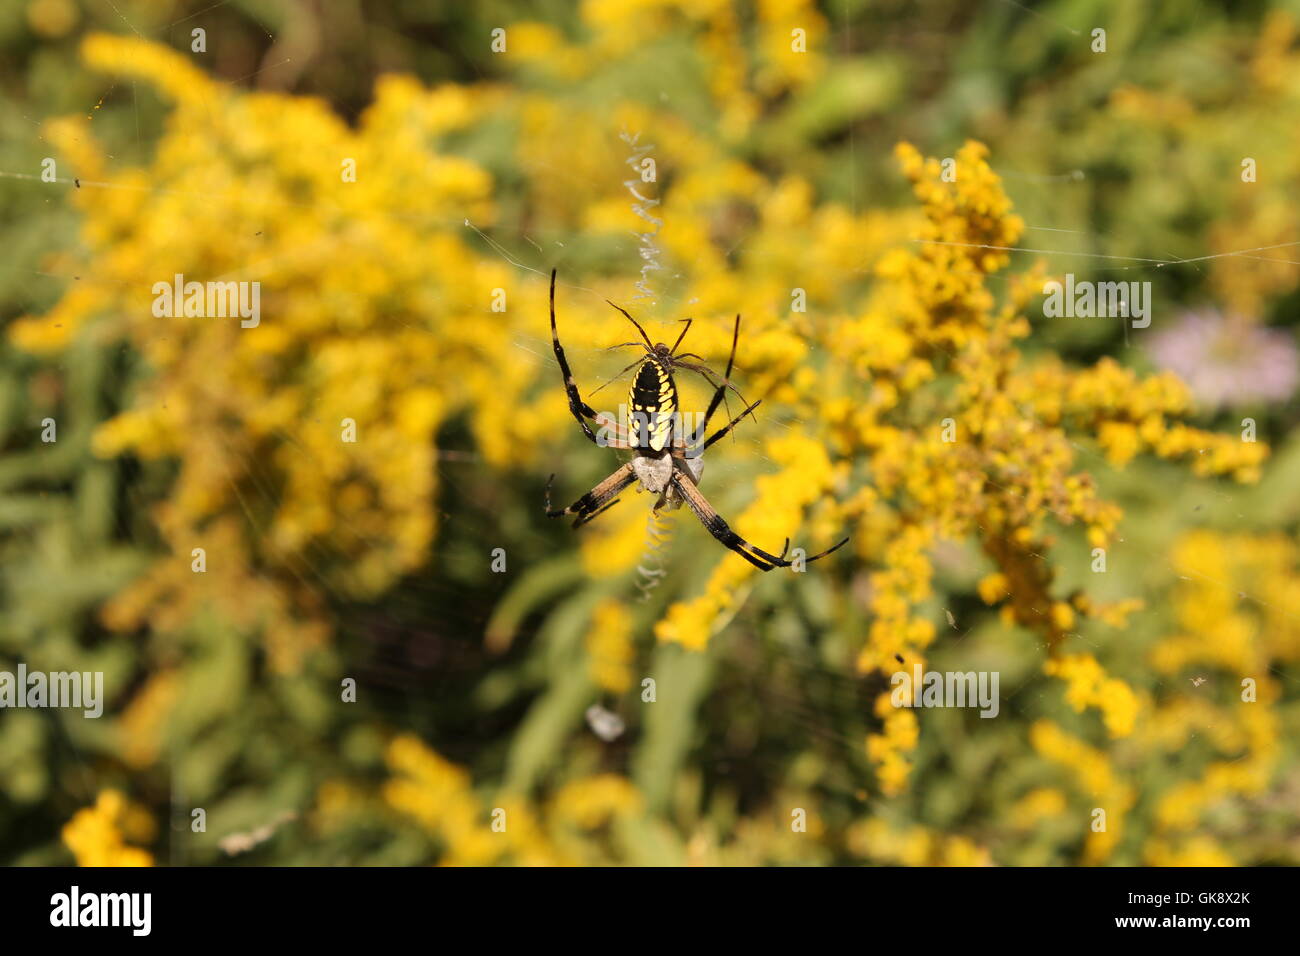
[1147,310,1299,410]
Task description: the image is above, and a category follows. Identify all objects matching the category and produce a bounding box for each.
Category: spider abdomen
[628,358,678,452]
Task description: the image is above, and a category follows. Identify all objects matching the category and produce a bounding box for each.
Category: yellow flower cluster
[1018,356,1267,480]
[1008,787,1068,828]
[866,691,919,797]
[754,0,828,95]
[12,35,558,673]
[586,599,635,693]
[381,735,641,866]
[508,2,826,139]
[1144,837,1237,867]
[1139,532,1288,853]
[115,671,180,769]
[62,790,154,867]
[383,735,528,866]
[1018,529,1293,865]
[25,0,78,38]
[741,140,1262,793]
[655,433,845,650]
[1043,654,1141,738]
[1030,721,1134,864]
[549,775,644,830]
[847,817,992,866]
[381,734,998,866]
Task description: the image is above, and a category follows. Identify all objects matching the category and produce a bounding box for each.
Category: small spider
[544,270,848,571]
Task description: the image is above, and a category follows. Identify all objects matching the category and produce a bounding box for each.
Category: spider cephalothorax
[543,269,848,572]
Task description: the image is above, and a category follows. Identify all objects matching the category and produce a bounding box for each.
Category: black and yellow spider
[543,270,849,572]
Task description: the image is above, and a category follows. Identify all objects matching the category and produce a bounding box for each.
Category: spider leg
[545,464,638,528]
[605,299,655,349]
[550,269,626,445]
[696,398,763,454]
[669,318,693,354]
[679,361,754,413]
[589,357,646,397]
[670,472,849,571]
[549,271,636,444]
[687,315,759,452]
[669,472,787,570]
[682,363,731,428]
[572,497,623,528]
[682,315,756,439]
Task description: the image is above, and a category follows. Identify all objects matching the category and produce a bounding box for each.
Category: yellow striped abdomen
[628,358,678,452]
